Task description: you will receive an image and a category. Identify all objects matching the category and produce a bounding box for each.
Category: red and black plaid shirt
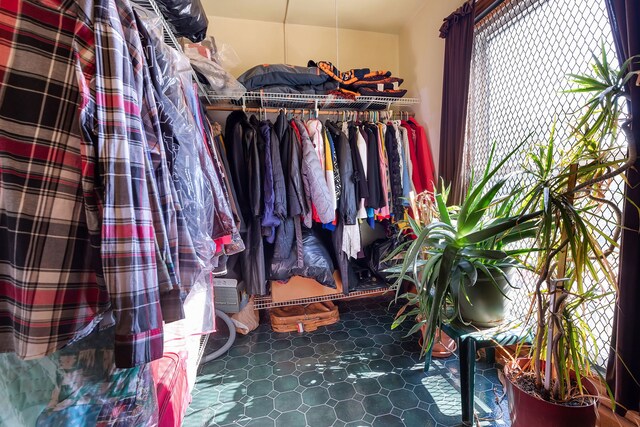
[0,0,188,367]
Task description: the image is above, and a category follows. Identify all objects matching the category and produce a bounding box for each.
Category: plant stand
[423,321,531,425]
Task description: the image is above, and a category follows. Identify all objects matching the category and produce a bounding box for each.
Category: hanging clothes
[364,124,384,210]
[269,122,287,222]
[225,111,266,295]
[292,119,335,227]
[374,122,391,218]
[272,112,304,268]
[353,125,369,219]
[385,123,405,216]
[404,117,436,194]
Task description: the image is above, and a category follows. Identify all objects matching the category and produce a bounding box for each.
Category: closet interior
[5,0,632,426]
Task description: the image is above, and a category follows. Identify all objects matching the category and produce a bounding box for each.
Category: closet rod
[205,105,415,117]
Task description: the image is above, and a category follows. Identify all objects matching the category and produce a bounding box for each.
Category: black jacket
[269,122,287,220]
[276,112,306,217]
[225,111,266,295]
[385,124,404,216]
[326,121,357,225]
[348,123,369,205]
[364,124,384,210]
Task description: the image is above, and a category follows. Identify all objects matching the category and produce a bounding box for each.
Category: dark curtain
[438,0,475,204]
[606,0,640,415]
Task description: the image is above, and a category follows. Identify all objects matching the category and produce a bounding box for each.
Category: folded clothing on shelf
[237,64,333,93]
[309,60,406,98]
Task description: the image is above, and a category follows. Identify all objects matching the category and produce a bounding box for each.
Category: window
[465,0,622,367]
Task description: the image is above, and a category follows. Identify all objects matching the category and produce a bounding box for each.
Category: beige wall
[399,0,467,176]
[207,16,400,78]
[207,5,466,176]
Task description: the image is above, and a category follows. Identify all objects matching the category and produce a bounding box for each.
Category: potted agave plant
[388,142,540,358]
[502,49,638,427]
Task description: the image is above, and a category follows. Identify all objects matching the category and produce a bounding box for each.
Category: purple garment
[261,123,279,243]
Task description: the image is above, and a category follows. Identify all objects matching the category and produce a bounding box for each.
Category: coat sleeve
[338,132,357,225]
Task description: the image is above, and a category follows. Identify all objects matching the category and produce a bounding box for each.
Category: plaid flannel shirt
[0,0,182,368]
[0,0,110,360]
[117,0,188,323]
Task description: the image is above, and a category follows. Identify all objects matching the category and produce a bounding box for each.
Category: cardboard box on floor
[271,272,343,303]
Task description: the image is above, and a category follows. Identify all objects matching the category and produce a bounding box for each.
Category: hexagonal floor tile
[402,407,437,427]
[311,333,331,344]
[273,376,298,393]
[245,396,275,418]
[275,411,306,427]
[274,391,303,412]
[372,414,404,427]
[301,386,330,406]
[225,356,249,370]
[271,339,291,350]
[273,361,296,376]
[354,337,376,348]
[291,336,312,346]
[296,357,319,372]
[368,359,393,373]
[305,404,336,427]
[388,389,420,410]
[248,365,272,381]
[326,382,355,400]
[353,378,381,395]
[329,331,350,341]
[347,328,367,338]
[334,340,357,352]
[293,346,315,358]
[245,417,275,427]
[390,355,416,369]
[362,394,392,416]
[299,371,323,387]
[246,380,273,397]
[323,367,348,383]
[315,342,337,355]
[334,400,365,422]
[378,373,405,391]
[271,349,294,363]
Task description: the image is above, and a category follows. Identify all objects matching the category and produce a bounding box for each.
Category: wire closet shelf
[253,288,390,311]
[205,91,420,112]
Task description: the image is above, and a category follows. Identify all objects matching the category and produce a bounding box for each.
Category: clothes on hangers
[0,0,242,368]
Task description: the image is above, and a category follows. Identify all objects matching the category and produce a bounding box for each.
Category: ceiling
[201,0,424,34]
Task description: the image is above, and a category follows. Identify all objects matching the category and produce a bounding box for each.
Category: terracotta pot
[418,324,456,358]
[456,267,513,327]
[504,358,599,427]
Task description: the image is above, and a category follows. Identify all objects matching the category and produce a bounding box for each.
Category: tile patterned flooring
[184,297,511,427]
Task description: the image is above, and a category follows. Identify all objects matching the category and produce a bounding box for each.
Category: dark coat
[348,123,369,204]
[326,121,357,225]
[385,124,404,217]
[364,124,384,210]
[225,111,266,295]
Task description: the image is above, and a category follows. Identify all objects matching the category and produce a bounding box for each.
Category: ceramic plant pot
[457,267,512,327]
[504,358,599,427]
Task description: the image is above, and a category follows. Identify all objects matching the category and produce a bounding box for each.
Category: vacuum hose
[201,309,236,364]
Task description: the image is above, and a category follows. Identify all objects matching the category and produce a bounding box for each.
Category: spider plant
[388,140,540,358]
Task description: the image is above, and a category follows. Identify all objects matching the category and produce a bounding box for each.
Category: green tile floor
[184,297,510,427]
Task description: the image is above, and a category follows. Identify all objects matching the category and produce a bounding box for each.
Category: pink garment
[375,123,390,218]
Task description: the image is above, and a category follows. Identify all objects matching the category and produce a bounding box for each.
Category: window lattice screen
[465,0,622,367]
